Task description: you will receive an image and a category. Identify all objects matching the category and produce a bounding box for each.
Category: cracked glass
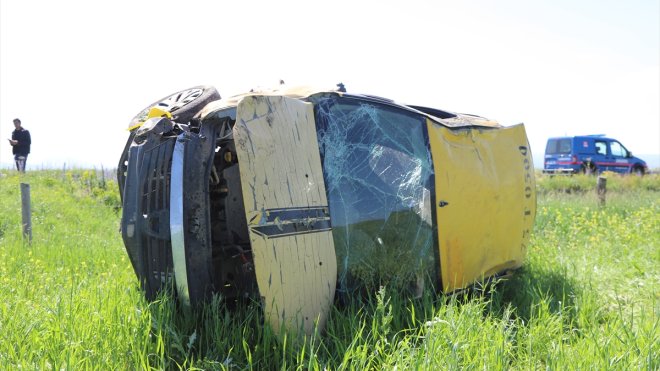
[313,96,436,297]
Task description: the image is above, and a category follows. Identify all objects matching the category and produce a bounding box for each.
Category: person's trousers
[14,154,27,172]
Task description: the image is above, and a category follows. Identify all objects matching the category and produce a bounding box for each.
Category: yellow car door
[233,95,337,336]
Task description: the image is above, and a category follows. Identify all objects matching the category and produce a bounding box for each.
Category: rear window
[546,138,572,155]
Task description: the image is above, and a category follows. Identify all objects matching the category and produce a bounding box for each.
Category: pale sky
[1,0,659,170]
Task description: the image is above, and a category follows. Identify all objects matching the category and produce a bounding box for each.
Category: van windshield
[313,96,435,296]
[546,138,571,155]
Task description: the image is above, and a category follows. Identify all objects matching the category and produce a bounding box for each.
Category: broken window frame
[311,95,441,297]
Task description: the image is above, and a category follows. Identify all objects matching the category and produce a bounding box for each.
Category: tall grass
[536,172,660,193]
[0,170,657,369]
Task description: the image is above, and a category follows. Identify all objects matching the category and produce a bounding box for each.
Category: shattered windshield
[314,96,436,296]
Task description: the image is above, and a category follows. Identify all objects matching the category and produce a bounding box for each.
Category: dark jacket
[12,128,31,156]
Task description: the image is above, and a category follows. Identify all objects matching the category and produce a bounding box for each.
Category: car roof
[547,135,617,142]
[199,85,502,129]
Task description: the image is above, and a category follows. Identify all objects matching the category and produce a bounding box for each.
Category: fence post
[597,176,607,207]
[20,183,32,243]
[100,164,106,189]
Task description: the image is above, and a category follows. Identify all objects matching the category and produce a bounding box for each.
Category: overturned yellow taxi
[118,84,536,335]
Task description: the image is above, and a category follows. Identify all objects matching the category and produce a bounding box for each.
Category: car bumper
[543,168,578,175]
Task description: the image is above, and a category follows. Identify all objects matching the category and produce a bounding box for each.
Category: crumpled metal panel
[427,122,536,292]
[314,96,437,297]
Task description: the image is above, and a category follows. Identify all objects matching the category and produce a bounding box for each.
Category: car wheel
[118,86,220,192]
[128,85,221,129]
[633,166,645,176]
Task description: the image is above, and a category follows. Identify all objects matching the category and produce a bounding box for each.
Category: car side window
[610,141,626,157]
[595,141,607,155]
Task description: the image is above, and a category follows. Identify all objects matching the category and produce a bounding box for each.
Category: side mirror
[627,151,632,158]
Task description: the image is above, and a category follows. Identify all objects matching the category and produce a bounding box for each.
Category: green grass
[536,171,660,193]
[0,170,658,369]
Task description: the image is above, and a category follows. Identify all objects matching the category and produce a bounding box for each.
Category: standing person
[8,118,31,172]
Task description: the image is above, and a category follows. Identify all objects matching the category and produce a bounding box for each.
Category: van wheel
[633,166,645,176]
[128,85,221,129]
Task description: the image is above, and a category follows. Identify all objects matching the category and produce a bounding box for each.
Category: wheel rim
[130,88,205,128]
[155,88,204,113]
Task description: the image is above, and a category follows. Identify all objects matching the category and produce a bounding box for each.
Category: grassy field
[0,170,657,369]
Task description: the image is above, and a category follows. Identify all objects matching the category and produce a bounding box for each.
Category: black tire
[633,166,645,176]
[128,85,221,129]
